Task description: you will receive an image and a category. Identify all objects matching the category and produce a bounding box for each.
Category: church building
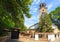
[29,2,59,33]
[28,2,60,41]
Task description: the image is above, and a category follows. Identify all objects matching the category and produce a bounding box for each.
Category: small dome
[40,3,46,8]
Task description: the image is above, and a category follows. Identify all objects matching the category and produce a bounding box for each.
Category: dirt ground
[19,35,48,42]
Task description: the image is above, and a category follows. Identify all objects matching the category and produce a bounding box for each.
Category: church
[29,2,59,33]
[27,2,60,42]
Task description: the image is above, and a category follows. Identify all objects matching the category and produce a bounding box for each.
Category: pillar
[56,34,58,39]
[58,34,60,38]
[35,33,39,40]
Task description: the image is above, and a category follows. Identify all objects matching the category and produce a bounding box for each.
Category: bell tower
[39,3,47,17]
[39,2,47,32]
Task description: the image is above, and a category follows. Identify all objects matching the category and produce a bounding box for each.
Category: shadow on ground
[5,39,22,42]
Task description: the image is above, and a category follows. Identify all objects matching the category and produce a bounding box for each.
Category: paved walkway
[52,38,60,42]
[5,35,48,42]
[5,37,60,42]
[19,35,48,42]
[5,39,21,42]
[4,34,60,42]
[5,39,48,42]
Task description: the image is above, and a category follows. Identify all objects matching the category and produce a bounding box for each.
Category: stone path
[5,35,48,42]
[5,38,48,42]
[5,37,60,42]
[5,39,21,42]
[18,35,48,42]
[52,38,60,42]
[4,33,60,42]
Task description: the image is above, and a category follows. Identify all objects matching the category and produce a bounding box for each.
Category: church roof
[29,23,38,29]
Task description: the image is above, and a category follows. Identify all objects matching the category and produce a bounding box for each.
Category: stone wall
[0,32,11,42]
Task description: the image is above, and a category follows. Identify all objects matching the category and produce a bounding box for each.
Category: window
[42,12,45,18]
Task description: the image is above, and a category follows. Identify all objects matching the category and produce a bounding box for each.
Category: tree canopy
[0,0,32,36]
[0,0,32,29]
[49,7,60,30]
[38,13,54,32]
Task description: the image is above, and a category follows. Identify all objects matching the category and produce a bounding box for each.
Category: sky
[24,0,60,28]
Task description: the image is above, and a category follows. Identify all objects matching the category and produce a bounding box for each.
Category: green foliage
[0,0,32,36]
[38,13,54,32]
[49,6,60,30]
[0,30,8,36]
[20,26,27,31]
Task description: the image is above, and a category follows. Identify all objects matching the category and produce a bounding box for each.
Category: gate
[11,28,20,39]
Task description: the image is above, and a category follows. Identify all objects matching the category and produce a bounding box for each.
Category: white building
[28,2,60,41]
[29,23,59,33]
[52,23,59,33]
[28,23,60,41]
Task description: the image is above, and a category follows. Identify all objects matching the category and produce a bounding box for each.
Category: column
[59,34,60,38]
[56,34,58,39]
[35,33,39,40]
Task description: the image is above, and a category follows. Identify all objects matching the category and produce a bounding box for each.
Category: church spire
[40,3,46,8]
[40,0,46,9]
[39,0,47,17]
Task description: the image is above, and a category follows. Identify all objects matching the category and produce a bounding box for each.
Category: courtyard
[5,34,48,42]
[0,0,60,42]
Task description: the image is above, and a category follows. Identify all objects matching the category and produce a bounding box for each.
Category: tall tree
[0,0,32,29]
[38,13,54,32]
[0,0,32,35]
[49,7,60,30]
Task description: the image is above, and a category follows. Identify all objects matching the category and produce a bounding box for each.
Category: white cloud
[25,15,39,28]
[47,3,53,10]
[30,7,37,10]
[47,0,60,10]
[32,0,37,5]
[32,0,40,6]
[55,0,60,4]
[25,0,60,28]
[32,8,38,12]
[35,0,41,4]
[30,6,38,13]
[25,16,38,21]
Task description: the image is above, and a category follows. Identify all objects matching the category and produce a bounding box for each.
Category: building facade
[28,2,60,41]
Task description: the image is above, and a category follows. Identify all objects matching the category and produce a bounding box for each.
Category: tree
[0,7,15,36]
[49,7,60,30]
[0,0,32,36]
[0,0,32,28]
[38,13,54,32]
